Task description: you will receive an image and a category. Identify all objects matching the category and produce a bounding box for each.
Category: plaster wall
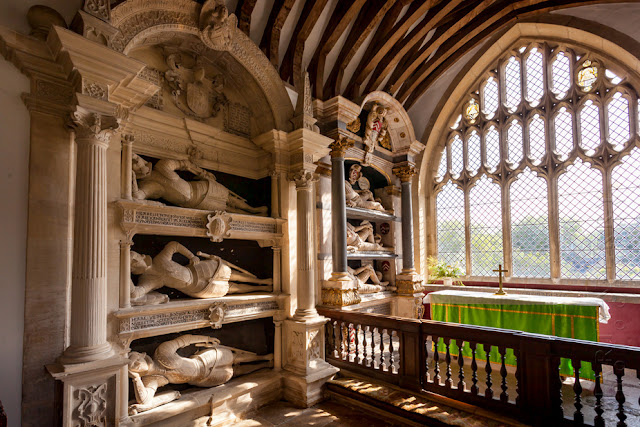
[0,57,29,427]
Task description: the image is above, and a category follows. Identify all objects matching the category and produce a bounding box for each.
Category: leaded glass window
[432,41,640,283]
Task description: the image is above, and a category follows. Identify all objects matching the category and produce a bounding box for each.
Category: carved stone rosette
[329,137,354,159]
[206,211,232,242]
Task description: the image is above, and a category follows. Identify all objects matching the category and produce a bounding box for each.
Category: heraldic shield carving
[164,52,227,120]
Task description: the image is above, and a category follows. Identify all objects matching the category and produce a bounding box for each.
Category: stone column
[119,239,132,308]
[322,137,360,306]
[273,244,282,293]
[270,169,280,218]
[273,318,283,371]
[121,134,133,200]
[393,164,424,318]
[291,169,318,320]
[61,108,119,363]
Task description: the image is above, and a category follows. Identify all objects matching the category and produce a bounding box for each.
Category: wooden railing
[318,307,640,426]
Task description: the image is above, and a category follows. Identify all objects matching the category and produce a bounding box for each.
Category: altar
[424,290,611,378]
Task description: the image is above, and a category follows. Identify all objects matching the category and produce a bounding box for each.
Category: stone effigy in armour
[128,334,273,414]
[132,154,268,216]
[345,164,387,212]
[347,265,394,294]
[130,241,273,305]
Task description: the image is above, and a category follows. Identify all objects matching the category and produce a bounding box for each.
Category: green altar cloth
[427,290,611,380]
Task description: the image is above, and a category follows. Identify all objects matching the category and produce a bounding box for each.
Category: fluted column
[292,169,318,320]
[61,108,119,363]
[119,239,132,308]
[121,134,134,199]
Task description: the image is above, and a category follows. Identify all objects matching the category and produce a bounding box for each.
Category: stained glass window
[577,60,598,91]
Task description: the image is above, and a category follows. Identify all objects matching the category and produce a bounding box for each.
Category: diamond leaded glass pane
[554,107,574,158]
[507,121,523,167]
[579,100,601,153]
[607,92,630,150]
[525,48,544,106]
[510,169,550,277]
[485,126,500,171]
[470,175,503,276]
[558,159,605,279]
[612,148,640,280]
[504,56,522,110]
[483,77,499,118]
[450,135,463,176]
[437,182,466,268]
[552,51,571,98]
[529,114,546,162]
[467,130,481,174]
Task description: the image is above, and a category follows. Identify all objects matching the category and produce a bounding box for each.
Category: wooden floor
[235,399,413,427]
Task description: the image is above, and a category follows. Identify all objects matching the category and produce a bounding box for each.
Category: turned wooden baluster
[389,330,395,374]
[326,321,335,359]
[500,346,508,403]
[485,344,494,399]
[363,325,369,367]
[470,341,479,395]
[513,348,520,407]
[433,336,441,385]
[457,340,465,391]
[424,338,431,384]
[593,361,604,427]
[340,321,347,360]
[353,323,360,364]
[572,359,583,424]
[614,361,626,426]
[444,338,453,388]
[379,328,386,371]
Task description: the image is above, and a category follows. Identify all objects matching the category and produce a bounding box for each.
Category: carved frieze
[321,288,361,306]
[138,67,163,110]
[34,79,73,104]
[83,0,110,22]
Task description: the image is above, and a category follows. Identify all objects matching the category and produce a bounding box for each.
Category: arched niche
[109,0,293,134]
[359,91,417,154]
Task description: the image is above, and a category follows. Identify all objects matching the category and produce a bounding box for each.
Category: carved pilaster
[61,107,119,364]
[119,239,133,309]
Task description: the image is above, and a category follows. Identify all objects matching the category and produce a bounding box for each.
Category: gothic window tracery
[433,41,640,282]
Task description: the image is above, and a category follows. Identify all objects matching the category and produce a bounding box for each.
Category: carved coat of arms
[164,53,227,120]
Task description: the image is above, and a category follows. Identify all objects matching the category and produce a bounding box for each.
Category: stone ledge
[124,369,281,426]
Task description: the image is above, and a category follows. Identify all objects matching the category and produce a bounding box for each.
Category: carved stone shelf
[117,200,285,244]
[347,252,398,260]
[346,206,397,222]
[114,294,284,342]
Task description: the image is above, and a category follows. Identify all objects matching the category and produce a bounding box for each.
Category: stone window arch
[431,40,640,283]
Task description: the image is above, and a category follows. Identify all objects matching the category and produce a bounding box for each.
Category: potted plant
[427,257,463,286]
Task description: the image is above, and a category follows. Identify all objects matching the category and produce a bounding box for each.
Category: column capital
[329,137,354,158]
[392,164,418,183]
[121,133,134,147]
[68,106,121,143]
[290,169,317,190]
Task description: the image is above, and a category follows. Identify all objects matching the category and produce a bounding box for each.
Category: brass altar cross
[493,264,508,296]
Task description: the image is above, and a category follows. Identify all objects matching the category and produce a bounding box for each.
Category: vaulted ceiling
[202,0,630,112]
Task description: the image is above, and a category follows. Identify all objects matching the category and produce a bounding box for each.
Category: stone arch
[415,20,640,276]
[110,0,293,132]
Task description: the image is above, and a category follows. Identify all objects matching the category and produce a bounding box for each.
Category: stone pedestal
[282,318,339,407]
[47,358,128,427]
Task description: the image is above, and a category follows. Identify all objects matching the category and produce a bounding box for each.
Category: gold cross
[493,264,508,295]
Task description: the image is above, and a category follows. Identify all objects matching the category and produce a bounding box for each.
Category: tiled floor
[235,399,413,427]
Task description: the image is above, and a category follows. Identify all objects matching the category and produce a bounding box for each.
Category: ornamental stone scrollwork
[329,137,354,159]
[346,117,361,133]
[321,288,361,307]
[362,103,389,165]
[392,164,418,183]
[308,330,321,361]
[290,170,316,190]
[35,79,73,104]
[82,81,108,100]
[205,211,232,242]
[69,107,120,143]
[289,331,304,362]
[75,383,107,426]
[198,0,234,51]
[208,302,227,329]
[83,0,110,22]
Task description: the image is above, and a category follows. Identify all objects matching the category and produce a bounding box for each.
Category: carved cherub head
[131,251,152,275]
[132,154,152,179]
[348,164,362,184]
